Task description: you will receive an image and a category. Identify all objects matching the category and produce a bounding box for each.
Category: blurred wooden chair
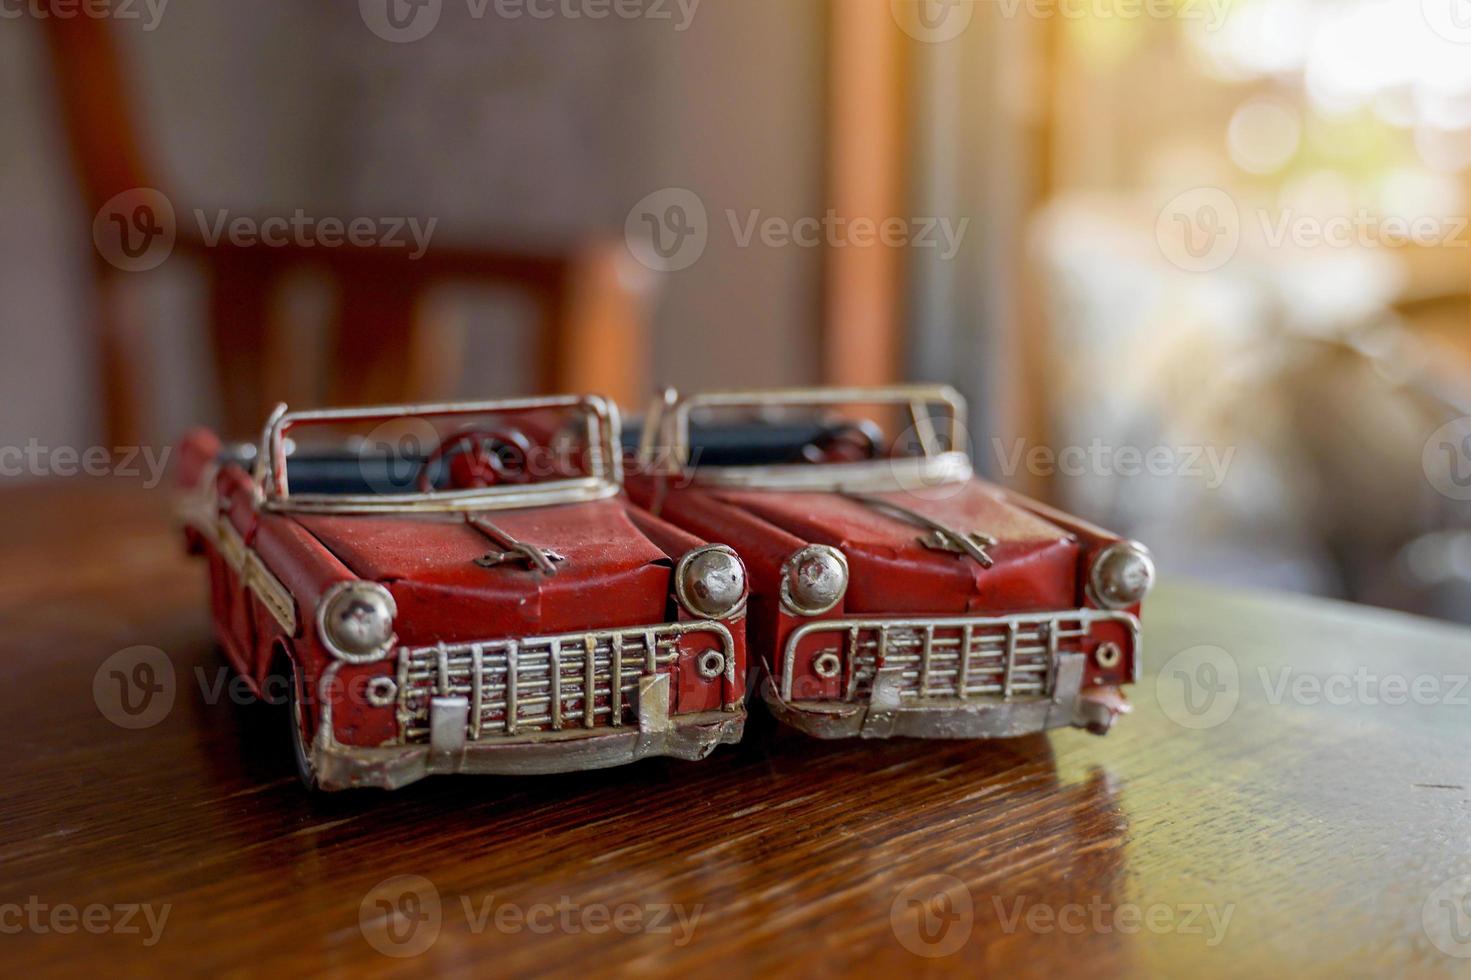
[40,16,655,444]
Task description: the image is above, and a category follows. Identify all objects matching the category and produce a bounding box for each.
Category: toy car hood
[709,480,1082,615]
[291,498,675,644]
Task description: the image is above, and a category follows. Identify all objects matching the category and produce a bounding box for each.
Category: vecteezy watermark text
[0,897,170,946]
[93,188,438,272]
[359,875,701,958]
[1259,667,1471,708]
[992,895,1234,946]
[991,438,1236,489]
[890,0,1231,44]
[194,210,437,260]
[358,0,700,43]
[624,187,969,273]
[727,210,969,260]
[1156,643,1471,731]
[486,0,700,28]
[995,0,1230,29]
[0,442,170,488]
[1157,187,1471,273]
[887,874,1233,957]
[0,0,169,31]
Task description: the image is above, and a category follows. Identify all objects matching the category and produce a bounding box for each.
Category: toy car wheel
[286,662,320,792]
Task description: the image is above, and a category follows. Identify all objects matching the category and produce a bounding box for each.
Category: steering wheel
[801,420,885,464]
[417,428,533,492]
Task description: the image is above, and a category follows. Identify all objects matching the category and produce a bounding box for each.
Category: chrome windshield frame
[256,395,623,515]
[638,384,973,493]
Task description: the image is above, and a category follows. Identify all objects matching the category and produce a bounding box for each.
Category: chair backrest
[35,15,654,446]
[40,15,157,217]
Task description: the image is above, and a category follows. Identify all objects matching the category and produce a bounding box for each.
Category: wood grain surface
[3,479,1471,978]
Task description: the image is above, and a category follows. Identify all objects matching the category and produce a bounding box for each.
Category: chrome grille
[396,621,734,744]
[781,610,1139,703]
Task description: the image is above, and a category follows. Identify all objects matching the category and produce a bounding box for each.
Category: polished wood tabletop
[4,479,1471,978]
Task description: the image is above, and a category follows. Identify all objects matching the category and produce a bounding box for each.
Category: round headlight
[781,545,849,616]
[675,545,747,620]
[1090,541,1156,610]
[317,581,398,663]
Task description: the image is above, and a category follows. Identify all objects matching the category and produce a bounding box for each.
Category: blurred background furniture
[5,0,1470,625]
[42,15,656,444]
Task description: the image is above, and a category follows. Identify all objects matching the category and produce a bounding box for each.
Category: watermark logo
[93,189,438,269]
[93,188,176,272]
[891,0,974,43]
[1157,187,1240,273]
[1424,875,1471,958]
[625,187,709,273]
[357,417,444,495]
[1423,0,1471,44]
[360,0,442,42]
[625,188,969,273]
[1159,187,1469,272]
[93,646,176,730]
[888,414,973,502]
[1156,645,1239,730]
[890,874,973,957]
[360,875,443,958]
[1424,417,1471,501]
[359,877,702,956]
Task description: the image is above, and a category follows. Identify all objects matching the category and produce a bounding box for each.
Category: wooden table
[4,479,1471,977]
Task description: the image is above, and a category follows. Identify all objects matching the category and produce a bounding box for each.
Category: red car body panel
[712,484,1082,614]
[292,503,673,637]
[177,398,748,790]
[624,385,1150,740]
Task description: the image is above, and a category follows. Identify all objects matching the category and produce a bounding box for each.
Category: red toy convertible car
[626,385,1153,740]
[177,396,747,790]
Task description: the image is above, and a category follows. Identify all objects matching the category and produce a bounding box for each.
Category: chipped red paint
[626,462,1146,735]
[176,416,747,780]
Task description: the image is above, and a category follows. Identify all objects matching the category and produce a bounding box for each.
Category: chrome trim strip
[687,453,973,493]
[781,609,1141,702]
[505,639,520,736]
[209,516,298,634]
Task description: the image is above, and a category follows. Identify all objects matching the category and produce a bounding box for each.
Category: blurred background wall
[2,0,1469,622]
[1,0,826,449]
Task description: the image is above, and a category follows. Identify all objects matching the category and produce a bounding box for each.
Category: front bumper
[761,673,1127,739]
[767,610,1139,740]
[312,698,745,791]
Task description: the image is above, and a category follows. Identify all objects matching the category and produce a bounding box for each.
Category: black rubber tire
[286,662,320,792]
